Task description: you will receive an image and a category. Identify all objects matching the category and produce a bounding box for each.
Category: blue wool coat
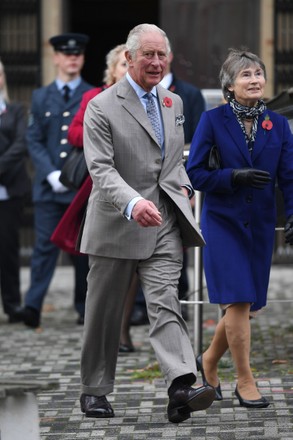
[186,103,293,311]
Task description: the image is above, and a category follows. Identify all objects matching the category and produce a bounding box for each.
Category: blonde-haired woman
[0,60,30,322]
[103,44,128,86]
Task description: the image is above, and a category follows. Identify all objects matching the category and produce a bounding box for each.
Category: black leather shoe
[80,393,115,418]
[196,354,223,401]
[167,384,215,423]
[20,307,40,328]
[8,306,25,323]
[235,387,270,408]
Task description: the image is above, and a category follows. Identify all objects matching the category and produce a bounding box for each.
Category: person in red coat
[51,44,137,351]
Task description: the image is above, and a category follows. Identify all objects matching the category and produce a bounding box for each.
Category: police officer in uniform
[18,33,93,327]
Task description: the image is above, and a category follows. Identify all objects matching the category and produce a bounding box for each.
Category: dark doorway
[70,0,159,86]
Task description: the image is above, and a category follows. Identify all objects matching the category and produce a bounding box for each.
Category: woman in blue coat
[187,48,293,408]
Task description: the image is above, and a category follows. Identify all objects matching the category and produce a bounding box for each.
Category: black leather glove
[284,214,293,245]
[232,168,271,189]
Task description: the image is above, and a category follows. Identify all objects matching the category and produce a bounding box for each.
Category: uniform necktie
[63,85,70,102]
[145,93,162,145]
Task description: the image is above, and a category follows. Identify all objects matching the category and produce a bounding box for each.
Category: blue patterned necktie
[145,93,162,145]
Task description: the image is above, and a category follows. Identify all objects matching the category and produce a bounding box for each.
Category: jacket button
[246,195,253,203]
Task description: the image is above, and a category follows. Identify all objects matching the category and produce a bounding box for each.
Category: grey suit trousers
[80,194,197,396]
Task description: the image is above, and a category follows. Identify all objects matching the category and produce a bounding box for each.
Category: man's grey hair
[126,23,171,59]
[219,48,267,101]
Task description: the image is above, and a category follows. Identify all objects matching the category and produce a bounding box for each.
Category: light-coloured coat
[79,76,204,257]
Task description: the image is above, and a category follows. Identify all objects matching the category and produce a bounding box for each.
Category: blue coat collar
[223,104,272,164]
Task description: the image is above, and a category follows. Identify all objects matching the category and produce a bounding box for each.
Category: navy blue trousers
[25,201,88,317]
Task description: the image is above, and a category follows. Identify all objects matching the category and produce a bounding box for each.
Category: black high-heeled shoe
[119,343,135,353]
[235,387,270,408]
[196,354,223,401]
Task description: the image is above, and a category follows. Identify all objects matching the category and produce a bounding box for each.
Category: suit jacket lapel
[224,105,252,165]
[157,86,173,156]
[224,105,272,164]
[252,113,272,161]
[48,83,63,106]
[117,79,162,148]
[69,80,90,108]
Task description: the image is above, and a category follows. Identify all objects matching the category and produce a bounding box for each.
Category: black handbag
[207,144,222,170]
[59,147,88,190]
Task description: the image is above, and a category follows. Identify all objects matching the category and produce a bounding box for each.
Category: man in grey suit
[79,24,215,424]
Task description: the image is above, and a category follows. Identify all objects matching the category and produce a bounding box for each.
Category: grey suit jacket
[79,76,204,259]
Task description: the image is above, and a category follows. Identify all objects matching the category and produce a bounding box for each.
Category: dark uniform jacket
[168,75,205,144]
[27,79,93,203]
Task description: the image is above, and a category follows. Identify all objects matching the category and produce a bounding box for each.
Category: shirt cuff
[182,184,194,199]
[124,196,144,220]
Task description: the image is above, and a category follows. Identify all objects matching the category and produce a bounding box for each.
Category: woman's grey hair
[0,59,10,102]
[219,48,267,101]
[126,23,171,59]
[102,43,127,85]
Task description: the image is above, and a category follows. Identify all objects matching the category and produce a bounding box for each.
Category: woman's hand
[232,168,271,189]
[284,215,293,245]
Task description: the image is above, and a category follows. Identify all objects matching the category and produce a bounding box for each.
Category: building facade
[0,0,292,262]
[1,0,293,108]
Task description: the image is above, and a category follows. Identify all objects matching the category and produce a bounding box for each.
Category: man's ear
[125,50,132,65]
[168,52,174,64]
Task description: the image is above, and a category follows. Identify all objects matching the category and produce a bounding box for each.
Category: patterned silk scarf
[229,99,266,154]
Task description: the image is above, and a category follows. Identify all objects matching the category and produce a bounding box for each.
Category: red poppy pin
[162,97,172,107]
[262,114,273,131]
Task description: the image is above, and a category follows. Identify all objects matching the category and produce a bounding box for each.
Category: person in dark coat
[160,50,206,145]
[16,33,93,328]
[187,48,293,408]
[0,60,31,323]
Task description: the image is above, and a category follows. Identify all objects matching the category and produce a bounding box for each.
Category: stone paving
[0,264,292,439]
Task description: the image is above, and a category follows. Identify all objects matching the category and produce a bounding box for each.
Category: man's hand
[132,199,162,227]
